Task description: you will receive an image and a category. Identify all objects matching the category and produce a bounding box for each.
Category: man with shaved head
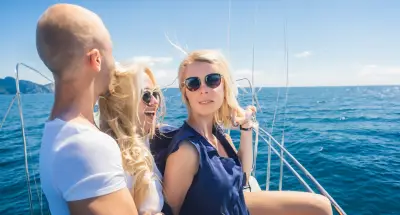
[37,4,138,215]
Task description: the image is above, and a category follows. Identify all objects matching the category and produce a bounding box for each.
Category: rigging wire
[250,1,260,178]
[279,15,290,191]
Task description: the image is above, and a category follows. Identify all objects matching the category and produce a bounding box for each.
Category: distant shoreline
[0,77,53,95]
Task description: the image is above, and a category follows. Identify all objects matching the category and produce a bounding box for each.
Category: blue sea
[0,86,399,215]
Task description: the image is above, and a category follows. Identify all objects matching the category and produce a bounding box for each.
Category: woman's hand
[232,105,257,129]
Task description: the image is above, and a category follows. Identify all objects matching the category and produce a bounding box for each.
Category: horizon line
[1,76,399,89]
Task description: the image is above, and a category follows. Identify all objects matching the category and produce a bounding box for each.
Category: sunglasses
[183,73,223,92]
[141,88,161,105]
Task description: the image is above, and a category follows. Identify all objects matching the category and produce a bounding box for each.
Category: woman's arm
[163,141,199,215]
[224,129,253,184]
[237,122,253,184]
[230,106,256,184]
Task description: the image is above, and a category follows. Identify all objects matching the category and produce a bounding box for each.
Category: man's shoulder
[46,118,117,145]
[40,119,126,202]
[66,127,117,148]
[42,119,120,163]
[61,131,119,158]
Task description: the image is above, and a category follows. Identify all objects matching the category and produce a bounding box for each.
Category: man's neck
[50,82,97,126]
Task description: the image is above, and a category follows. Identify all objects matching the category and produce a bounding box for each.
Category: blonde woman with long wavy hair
[98,62,165,215]
[156,49,333,215]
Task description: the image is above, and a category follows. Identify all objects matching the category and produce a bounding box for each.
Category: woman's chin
[144,120,155,132]
[194,109,217,117]
[192,105,219,116]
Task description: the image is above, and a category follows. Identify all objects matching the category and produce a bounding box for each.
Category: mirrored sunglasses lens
[153,91,160,101]
[142,91,152,104]
[185,77,201,91]
[206,73,222,88]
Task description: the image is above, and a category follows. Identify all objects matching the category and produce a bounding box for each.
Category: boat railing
[254,127,347,215]
[0,63,54,215]
[235,73,347,215]
[1,62,346,215]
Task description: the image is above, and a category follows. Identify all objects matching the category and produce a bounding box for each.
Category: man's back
[40,118,126,215]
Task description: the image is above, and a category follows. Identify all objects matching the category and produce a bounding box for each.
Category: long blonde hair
[178,49,245,128]
[98,63,160,207]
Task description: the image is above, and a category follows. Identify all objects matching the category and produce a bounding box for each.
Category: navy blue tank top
[153,121,249,215]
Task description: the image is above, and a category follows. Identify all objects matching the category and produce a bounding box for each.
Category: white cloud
[233,69,263,76]
[153,69,168,78]
[153,69,178,80]
[130,56,173,66]
[294,51,312,58]
[152,69,179,87]
[358,64,400,77]
[115,56,177,87]
[231,69,295,87]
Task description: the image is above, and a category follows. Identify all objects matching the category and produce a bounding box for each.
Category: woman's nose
[149,95,159,106]
[198,82,209,94]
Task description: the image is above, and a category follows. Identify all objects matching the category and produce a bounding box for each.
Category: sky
[0,0,399,87]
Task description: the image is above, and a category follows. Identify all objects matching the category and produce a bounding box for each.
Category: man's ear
[87,49,102,73]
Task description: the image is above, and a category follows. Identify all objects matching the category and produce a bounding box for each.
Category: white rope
[0,95,16,129]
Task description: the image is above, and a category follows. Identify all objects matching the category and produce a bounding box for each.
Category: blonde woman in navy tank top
[160,50,333,215]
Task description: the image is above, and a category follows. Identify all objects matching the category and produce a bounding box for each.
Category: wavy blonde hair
[131,66,166,139]
[98,63,162,207]
[178,49,245,128]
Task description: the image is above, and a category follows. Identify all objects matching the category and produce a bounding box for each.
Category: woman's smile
[198,100,214,105]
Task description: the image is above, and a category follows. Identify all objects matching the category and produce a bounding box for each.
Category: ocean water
[0,86,399,215]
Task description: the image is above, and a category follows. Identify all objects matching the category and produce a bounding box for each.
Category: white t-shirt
[39,118,127,215]
[125,138,164,215]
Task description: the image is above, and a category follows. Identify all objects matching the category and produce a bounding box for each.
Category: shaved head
[36,3,115,95]
[36,4,115,97]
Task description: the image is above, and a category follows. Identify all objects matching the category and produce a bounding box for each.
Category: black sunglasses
[183,73,223,92]
[141,89,161,105]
